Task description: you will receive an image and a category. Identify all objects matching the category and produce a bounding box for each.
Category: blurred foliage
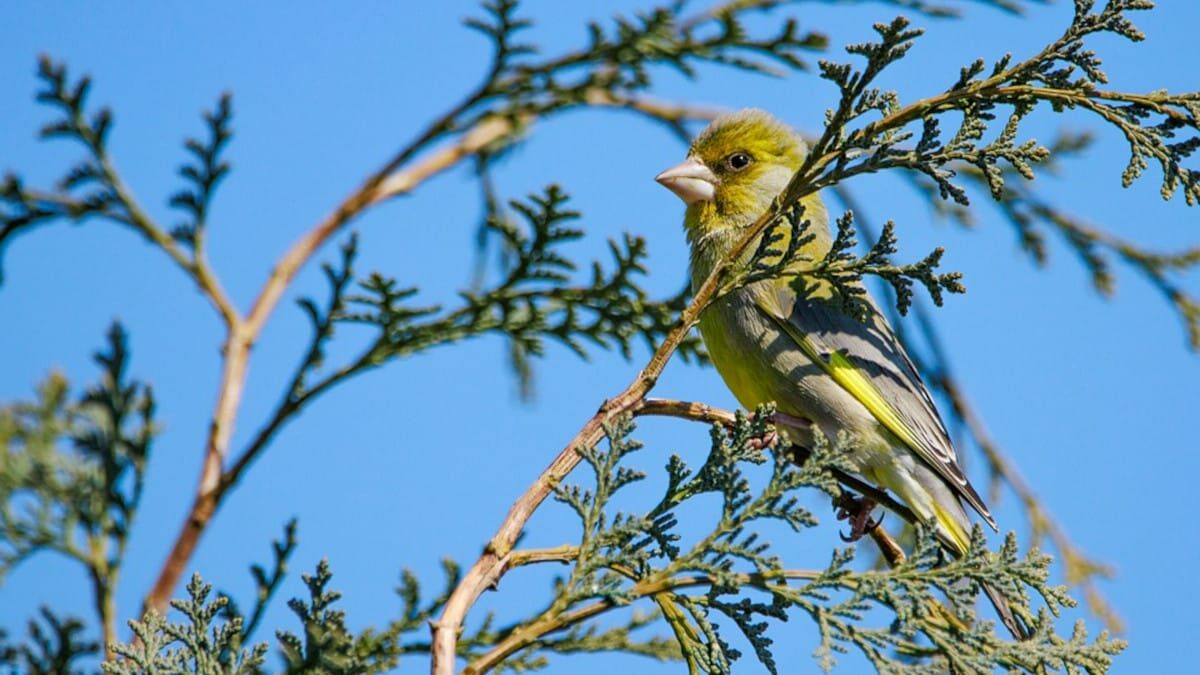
[0,324,154,651]
[905,129,1200,348]
[0,608,99,675]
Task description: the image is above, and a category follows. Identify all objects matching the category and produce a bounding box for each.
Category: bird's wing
[755,282,996,530]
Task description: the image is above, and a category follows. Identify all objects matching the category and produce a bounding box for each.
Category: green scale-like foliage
[0,324,153,588]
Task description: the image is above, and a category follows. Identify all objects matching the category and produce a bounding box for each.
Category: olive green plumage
[656,108,1026,638]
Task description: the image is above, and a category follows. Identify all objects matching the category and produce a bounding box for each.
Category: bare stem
[95,152,238,328]
[139,110,512,617]
[507,545,581,568]
[90,566,117,660]
[868,521,908,567]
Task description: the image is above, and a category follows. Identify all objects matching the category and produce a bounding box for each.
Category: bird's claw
[836,495,881,542]
[747,431,779,450]
[749,412,812,451]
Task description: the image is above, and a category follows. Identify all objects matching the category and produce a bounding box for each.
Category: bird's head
[656,109,807,240]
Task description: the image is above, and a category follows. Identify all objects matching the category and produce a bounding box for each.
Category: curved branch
[140,97,505,616]
[141,95,724,616]
[426,266,743,674]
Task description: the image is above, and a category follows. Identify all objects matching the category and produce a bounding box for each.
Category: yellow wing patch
[765,304,930,460]
[824,350,927,455]
[754,291,997,532]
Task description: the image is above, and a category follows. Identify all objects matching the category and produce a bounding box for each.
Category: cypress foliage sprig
[0,325,155,652]
[169,94,233,251]
[446,411,1125,673]
[1,60,238,325]
[0,608,99,674]
[216,519,300,647]
[788,1,1199,209]
[103,575,268,675]
[744,206,965,320]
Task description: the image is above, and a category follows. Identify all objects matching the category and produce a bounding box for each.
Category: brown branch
[139,112,513,616]
[506,545,580,568]
[140,91,724,617]
[430,390,922,673]
[867,519,908,567]
[634,397,737,425]
[592,94,723,124]
[583,89,723,140]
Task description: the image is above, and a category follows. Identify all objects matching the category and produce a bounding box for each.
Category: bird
[654,108,1027,639]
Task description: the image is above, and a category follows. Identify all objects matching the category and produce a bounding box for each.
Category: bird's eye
[726,152,752,171]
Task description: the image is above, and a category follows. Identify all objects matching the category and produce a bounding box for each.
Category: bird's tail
[932,500,1032,640]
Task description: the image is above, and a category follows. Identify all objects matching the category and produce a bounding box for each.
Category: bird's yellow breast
[695,282,899,482]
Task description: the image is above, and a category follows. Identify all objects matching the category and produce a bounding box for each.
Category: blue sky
[1,1,1197,673]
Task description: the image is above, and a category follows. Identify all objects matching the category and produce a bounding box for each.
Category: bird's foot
[749,411,811,451]
[747,430,779,450]
[836,494,881,542]
[769,411,811,429]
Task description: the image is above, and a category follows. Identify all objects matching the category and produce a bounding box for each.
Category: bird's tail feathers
[931,498,973,555]
[932,500,1032,640]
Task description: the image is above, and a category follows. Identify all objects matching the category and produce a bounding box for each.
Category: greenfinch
[656,109,1026,638]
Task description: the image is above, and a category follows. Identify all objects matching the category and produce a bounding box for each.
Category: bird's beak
[655,157,717,205]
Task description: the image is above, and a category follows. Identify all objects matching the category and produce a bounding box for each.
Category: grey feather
[766,282,997,531]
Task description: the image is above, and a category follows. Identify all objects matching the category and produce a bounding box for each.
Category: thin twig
[140,103,504,616]
[92,144,241,329]
[505,545,581,569]
[868,522,908,566]
[636,398,919,524]
[89,566,116,659]
[428,239,759,674]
